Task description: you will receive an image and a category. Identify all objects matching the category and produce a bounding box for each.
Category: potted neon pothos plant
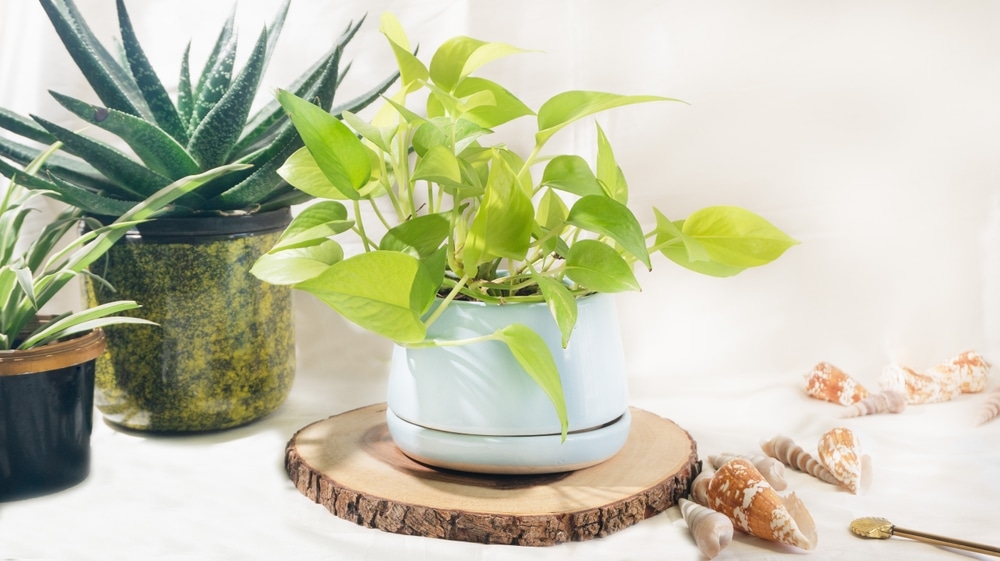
[0,0,396,432]
[0,142,241,500]
[253,13,798,473]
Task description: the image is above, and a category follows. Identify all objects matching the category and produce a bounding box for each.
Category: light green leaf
[342,110,395,153]
[463,151,534,268]
[294,250,427,343]
[250,240,343,285]
[564,239,640,293]
[682,206,798,267]
[412,145,463,190]
[535,275,577,349]
[595,123,628,203]
[567,195,650,269]
[454,77,534,128]
[18,300,151,350]
[540,155,604,197]
[429,36,528,92]
[380,213,450,258]
[498,323,568,440]
[534,187,568,255]
[277,89,370,200]
[535,91,680,145]
[379,12,428,91]
[277,147,348,200]
[270,201,353,252]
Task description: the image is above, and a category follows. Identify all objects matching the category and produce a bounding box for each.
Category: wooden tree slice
[286,403,699,546]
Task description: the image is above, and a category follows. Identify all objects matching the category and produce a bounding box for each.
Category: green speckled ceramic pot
[84,208,294,432]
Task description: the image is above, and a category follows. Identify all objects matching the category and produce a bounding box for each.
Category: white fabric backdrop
[1,1,999,560]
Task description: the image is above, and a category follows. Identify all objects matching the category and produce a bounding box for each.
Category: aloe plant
[0,142,247,350]
[0,0,395,217]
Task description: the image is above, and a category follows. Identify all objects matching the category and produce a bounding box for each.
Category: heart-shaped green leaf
[567,195,650,269]
[498,323,568,440]
[564,239,640,293]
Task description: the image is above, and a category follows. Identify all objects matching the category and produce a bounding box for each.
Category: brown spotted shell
[879,363,961,404]
[705,458,817,550]
[804,362,869,406]
[679,498,733,559]
[816,427,872,494]
[929,350,991,394]
[708,453,787,491]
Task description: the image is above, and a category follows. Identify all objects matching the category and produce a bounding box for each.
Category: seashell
[975,386,1000,426]
[690,469,714,506]
[879,363,962,404]
[816,427,872,494]
[927,350,991,394]
[708,453,787,491]
[804,361,869,406]
[679,498,734,559]
[705,458,818,550]
[760,434,840,487]
[840,390,908,418]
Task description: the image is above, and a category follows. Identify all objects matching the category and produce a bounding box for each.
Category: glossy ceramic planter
[84,209,295,432]
[0,329,104,501]
[386,292,631,473]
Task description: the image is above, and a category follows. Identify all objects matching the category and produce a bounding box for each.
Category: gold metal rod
[893,527,1000,557]
[849,517,1000,558]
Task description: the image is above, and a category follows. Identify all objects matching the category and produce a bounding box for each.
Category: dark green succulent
[0,0,395,218]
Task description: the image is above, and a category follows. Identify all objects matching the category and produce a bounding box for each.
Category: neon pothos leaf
[567,195,650,269]
[535,91,680,145]
[429,35,528,92]
[277,89,370,200]
[535,275,577,349]
[541,155,603,197]
[251,240,343,286]
[653,208,745,277]
[294,250,428,343]
[497,323,568,440]
[564,239,640,293]
[463,151,533,268]
[681,206,799,267]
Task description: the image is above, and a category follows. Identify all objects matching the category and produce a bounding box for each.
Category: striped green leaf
[188,28,267,170]
[50,92,201,179]
[38,0,148,118]
[116,0,187,144]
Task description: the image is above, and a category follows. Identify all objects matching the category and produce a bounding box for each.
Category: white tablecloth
[2,294,998,560]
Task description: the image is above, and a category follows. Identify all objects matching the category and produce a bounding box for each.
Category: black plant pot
[0,329,104,501]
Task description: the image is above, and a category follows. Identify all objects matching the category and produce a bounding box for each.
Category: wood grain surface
[286,403,700,546]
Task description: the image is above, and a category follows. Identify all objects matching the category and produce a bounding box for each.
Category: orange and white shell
[705,458,818,550]
[927,350,991,394]
[840,390,908,418]
[975,386,1000,426]
[760,434,840,487]
[817,427,872,494]
[804,361,869,406]
[709,453,787,491]
[679,498,733,559]
[879,363,962,404]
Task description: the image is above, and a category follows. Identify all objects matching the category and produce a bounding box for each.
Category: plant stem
[352,200,373,252]
[423,273,469,330]
[403,331,499,349]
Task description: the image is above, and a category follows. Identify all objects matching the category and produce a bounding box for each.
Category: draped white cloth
[2,1,999,559]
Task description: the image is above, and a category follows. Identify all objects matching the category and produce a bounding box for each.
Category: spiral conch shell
[840,390,907,418]
[679,498,734,559]
[709,453,787,491]
[690,469,713,506]
[879,351,991,404]
[804,361,869,405]
[705,458,818,550]
[817,427,872,494]
[760,435,840,487]
[975,386,1000,426]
